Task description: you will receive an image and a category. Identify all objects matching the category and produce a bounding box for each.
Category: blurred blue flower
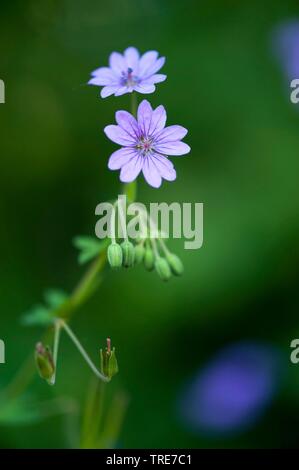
[179,341,282,435]
[272,19,299,81]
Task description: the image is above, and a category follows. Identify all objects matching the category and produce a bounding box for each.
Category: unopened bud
[35,342,55,381]
[107,242,123,269]
[134,243,145,265]
[121,240,135,268]
[166,253,184,276]
[100,338,118,379]
[155,257,172,282]
[144,246,155,271]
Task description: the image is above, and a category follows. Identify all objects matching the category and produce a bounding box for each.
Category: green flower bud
[144,246,155,271]
[100,338,118,379]
[107,242,123,269]
[155,257,172,282]
[134,243,145,265]
[35,342,55,381]
[166,253,184,276]
[121,240,135,268]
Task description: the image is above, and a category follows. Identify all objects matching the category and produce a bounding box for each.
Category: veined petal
[155,141,191,156]
[134,83,156,94]
[139,51,158,76]
[109,52,125,74]
[137,100,153,136]
[104,125,136,146]
[142,156,162,188]
[156,125,188,143]
[124,47,140,72]
[115,110,139,140]
[100,85,119,98]
[108,147,138,170]
[148,105,167,137]
[151,153,176,181]
[142,57,165,79]
[120,155,143,182]
[142,74,167,85]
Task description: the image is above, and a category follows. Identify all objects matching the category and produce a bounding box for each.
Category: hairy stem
[60,320,109,383]
[48,321,61,385]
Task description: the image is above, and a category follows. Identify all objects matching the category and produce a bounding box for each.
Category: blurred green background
[1,0,299,449]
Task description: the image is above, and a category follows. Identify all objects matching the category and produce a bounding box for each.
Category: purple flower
[179,342,283,436]
[104,100,190,188]
[88,47,167,98]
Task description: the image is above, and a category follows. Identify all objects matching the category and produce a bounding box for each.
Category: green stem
[131,91,138,117]
[81,378,106,448]
[157,237,171,256]
[67,251,106,315]
[60,320,109,383]
[48,321,61,385]
[150,237,160,259]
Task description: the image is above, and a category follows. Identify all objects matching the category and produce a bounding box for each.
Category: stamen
[107,337,111,354]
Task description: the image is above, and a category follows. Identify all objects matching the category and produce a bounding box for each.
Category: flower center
[121,67,139,87]
[136,136,154,155]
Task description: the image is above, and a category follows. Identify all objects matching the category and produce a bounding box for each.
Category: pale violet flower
[88,47,166,98]
[104,100,190,188]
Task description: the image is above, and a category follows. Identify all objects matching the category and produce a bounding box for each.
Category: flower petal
[143,57,165,79]
[156,125,188,143]
[100,85,119,98]
[90,67,117,83]
[108,148,138,170]
[139,51,158,76]
[104,125,136,145]
[148,105,167,136]
[109,52,125,74]
[142,156,162,188]
[114,86,131,96]
[155,141,191,156]
[120,154,143,183]
[134,83,156,94]
[115,111,139,140]
[142,74,167,85]
[124,47,140,72]
[151,153,176,181]
[137,100,153,136]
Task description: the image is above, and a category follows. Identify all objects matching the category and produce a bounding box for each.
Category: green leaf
[21,289,68,327]
[44,289,68,309]
[73,236,108,265]
[21,305,53,327]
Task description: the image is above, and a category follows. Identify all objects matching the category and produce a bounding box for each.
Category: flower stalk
[60,320,111,383]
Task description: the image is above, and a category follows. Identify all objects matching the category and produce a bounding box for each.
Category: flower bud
[166,253,184,276]
[144,246,155,271]
[107,242,123,269]
[100,338,118,379]
[155,257,172,282]
[121,240,135,268]
[134,243,145,265]
[35,342,55,381]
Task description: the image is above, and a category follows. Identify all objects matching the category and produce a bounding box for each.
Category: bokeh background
[1,0,299,449]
